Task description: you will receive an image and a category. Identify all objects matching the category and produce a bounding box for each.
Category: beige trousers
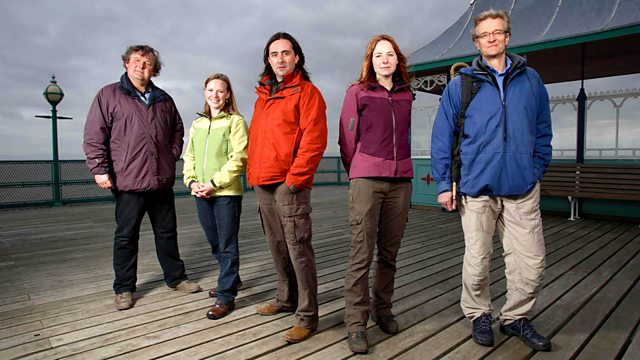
[459,183,546,324]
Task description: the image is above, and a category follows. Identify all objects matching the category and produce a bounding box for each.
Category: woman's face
[205,79,230,113]
[372,40,398,79]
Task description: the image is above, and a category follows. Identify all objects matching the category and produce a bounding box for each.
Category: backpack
[450,74,481,197]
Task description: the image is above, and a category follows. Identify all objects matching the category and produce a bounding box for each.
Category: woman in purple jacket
[339,34,414,354]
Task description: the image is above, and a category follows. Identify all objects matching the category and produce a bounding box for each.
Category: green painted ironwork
[0,157,349,209]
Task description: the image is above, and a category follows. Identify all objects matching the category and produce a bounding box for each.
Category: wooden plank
[391,221,624,360]
[483,225,640,360]
[1,186,638,359]
[222,214,607,359]
[530,243,640,359]
[576,273,640,359]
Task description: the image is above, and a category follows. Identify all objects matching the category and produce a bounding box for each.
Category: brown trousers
[254,183,318,329]
[459,183,546,324]
[343,178,412,332]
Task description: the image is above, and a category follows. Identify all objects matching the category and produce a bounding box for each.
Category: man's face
[474,18,510,60]
[125,51,155,85]
[268,39,299,81]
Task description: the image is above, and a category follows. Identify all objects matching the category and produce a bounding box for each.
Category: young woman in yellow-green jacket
[183,73,248,320]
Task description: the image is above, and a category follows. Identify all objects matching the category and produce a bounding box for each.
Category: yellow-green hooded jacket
[183,111,248,196]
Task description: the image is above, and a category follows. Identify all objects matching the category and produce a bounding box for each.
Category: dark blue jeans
[195,195,242,303]
[113,188,187,294]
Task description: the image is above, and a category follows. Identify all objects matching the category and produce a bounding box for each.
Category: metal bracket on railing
[568,196,580,221]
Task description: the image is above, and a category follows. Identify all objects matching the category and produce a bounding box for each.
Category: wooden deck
[0,185,639,359]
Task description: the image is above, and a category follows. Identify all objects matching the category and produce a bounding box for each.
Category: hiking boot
[283,325,314,343]
[208,279,243,298]
[206,301,236,320]
[472,312,494,347]
[256,302,295,316]
[173,280,202,293]
[372,313,399,334]
[347,331,369,354]
[114,292,133,311]
[500,318,551,351]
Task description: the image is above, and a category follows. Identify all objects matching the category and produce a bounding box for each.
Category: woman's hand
[192,181,215,198]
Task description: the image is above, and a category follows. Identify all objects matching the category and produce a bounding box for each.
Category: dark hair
[260,32,310,81]
[121,45,163,77]
[357,34,410,86]
[202,73,242,117]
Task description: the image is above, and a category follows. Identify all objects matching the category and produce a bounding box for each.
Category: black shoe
[347,331,369,354]
[372,313,399,334]
[500,318,551,351]
[472,313,494,347]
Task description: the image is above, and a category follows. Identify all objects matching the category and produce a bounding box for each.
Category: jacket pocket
[280,202,312,245]
[115,143,129,173]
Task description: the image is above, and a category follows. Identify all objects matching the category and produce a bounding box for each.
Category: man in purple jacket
[83,45,201,311]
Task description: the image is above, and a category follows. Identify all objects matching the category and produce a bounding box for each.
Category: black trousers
[113,188,187,294]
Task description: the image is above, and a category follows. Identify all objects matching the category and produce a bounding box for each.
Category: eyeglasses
[475,30,509,41]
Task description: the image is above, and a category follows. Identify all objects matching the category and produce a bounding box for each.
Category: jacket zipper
[389,94,398,176]
[203,119,212,181]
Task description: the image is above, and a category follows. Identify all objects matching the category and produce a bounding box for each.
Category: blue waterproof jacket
[431,53,552,197]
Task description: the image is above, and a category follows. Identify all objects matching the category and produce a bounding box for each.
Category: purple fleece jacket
[338,82,414,179]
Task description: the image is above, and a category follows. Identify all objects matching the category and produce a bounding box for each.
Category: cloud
[0,0,471,159]
[1,0,637,160]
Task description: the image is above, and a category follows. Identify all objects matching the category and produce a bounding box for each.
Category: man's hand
[94,174,113,189]
[437,191,457,212]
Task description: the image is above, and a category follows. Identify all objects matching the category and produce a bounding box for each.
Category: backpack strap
[450,73,480,196]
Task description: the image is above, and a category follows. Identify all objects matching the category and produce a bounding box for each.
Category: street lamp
[35,75,72,206]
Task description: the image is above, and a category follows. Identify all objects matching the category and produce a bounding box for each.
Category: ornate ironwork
[411,73,447,92]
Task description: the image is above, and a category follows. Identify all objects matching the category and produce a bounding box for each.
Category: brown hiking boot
[256,302,294,316]
[347,331,369,354]
[372,313,399,334]
[172,280,202,293]
[284,326,314,343]
[114,292,133,310]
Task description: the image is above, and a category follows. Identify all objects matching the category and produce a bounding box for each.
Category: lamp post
[35,75,72,206]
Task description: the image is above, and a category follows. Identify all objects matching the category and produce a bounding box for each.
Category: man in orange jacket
[247,32,328,344]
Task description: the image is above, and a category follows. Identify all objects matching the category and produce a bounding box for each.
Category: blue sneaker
[472,313,494,346]
[500,318,551,351]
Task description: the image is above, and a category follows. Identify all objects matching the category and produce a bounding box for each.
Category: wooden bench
[541,163,640,220]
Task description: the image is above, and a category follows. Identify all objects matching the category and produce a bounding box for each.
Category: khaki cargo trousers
[344,178,412,332]
[254,183,318,329]
[459,183,546,324]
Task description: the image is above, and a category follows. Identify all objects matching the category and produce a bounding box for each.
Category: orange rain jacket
[247,71,328,190]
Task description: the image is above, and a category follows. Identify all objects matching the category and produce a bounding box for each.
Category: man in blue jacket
[431,10,553,351]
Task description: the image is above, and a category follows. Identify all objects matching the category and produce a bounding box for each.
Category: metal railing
[0,157,349,209]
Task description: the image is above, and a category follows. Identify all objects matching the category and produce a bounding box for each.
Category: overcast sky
[1,0,637,161]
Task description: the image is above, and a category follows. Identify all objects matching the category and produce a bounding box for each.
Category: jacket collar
[119,73,169,106]
[196,110,230,120]
[365,80,411,93]
[258,71,301,93]
[470,52,526,75]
